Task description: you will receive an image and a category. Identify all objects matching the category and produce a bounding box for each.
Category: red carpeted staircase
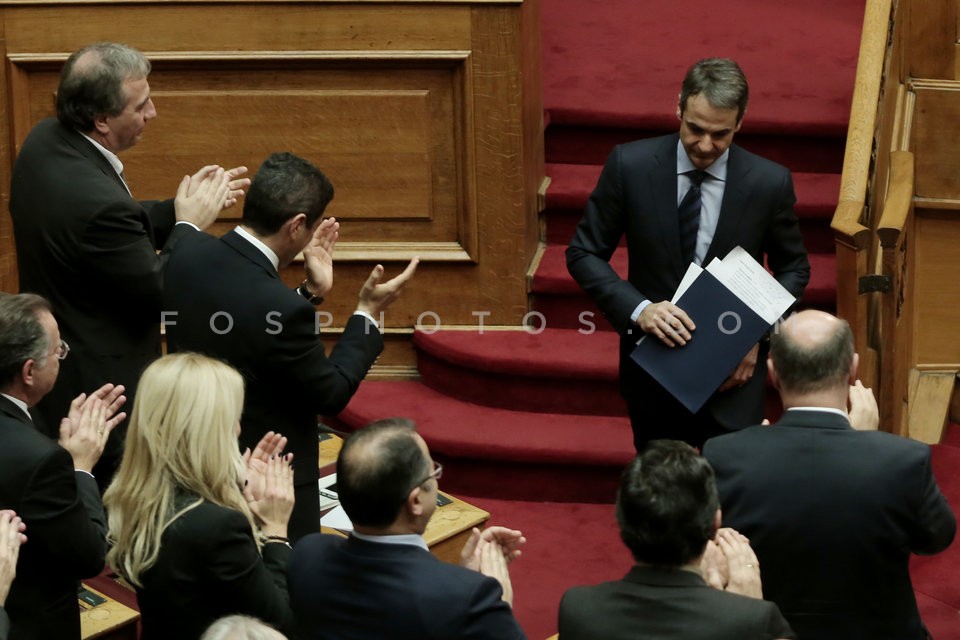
[335,0,866,503]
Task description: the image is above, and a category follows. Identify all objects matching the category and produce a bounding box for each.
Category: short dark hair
[0,293,52,388]
[56,42,151,132]
[242,152,334,236]
[679,58,749,123]
[336,418,430,528]
[616,440,718,567]
[770,317,854,393]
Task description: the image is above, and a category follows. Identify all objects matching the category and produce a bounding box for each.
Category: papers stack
[630,246,797,413]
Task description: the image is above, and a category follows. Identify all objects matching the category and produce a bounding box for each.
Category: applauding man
[163,153,418,541]
[289,418,527,640]
[0,293,125,638]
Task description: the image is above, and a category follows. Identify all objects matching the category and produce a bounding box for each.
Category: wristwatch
[297,280,324,305]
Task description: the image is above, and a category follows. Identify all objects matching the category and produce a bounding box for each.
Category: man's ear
[282,213,308,239]
[767,357,780,390]
[93,114,111,137]
[848,352,860,384]
[20,359,37,389]
[676,96,683,121]
[407,485,426,517]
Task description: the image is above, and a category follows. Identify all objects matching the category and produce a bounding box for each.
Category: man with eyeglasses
[288,418,528,640]
[0,292,127,638]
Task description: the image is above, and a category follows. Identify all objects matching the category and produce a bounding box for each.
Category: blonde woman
[104,353,295,639]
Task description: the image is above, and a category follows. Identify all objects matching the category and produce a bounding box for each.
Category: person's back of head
[0,293,52,393]
[201,614,287,640]
[617,439,718,567]
[104,352,253,586]
[242,152,334,237]
[336,417,430,529]
[679,57,749,122]
[56,42,150,133]
[769,310,855,403]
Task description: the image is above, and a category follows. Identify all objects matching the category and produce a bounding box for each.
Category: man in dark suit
[0,292,126,639]
[10,42,247,489]
[163,153,418,541]
[567,58,810,451]
[559,439,794,640]
[288,418,527,640]
[703,310,957,640]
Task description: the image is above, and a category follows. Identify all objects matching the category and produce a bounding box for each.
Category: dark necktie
[678,170,707,264]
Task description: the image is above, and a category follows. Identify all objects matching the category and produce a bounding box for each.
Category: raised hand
[302,217,340,298]
[221,166,251,210]
[242,431,289,503]
[356,258,420,317]
[60,383,126,440]
[0,510,26,607]
[715,528,763,599]
[58,397,113,473]
[478,539,514,606]
[175,166,230,230]
[246,453,295,538]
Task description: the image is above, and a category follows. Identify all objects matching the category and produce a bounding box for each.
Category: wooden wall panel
[913,209,960,365]
[908,0,957,79]
[912,82,960,201]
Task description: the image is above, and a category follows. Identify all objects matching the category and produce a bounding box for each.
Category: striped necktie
[678,170,707,264]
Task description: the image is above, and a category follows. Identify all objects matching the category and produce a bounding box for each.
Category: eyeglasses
[414,461,443,487]
[54,339,70,360]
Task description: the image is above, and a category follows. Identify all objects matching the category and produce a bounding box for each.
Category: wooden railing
[830,0,894,395]
[835,0,960,440]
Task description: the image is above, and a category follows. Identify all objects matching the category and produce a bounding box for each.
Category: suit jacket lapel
[221,230,282,280]
[704,145,751,264]
[648,135,687,280]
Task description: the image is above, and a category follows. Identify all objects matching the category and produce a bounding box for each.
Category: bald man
[703,310,956,640]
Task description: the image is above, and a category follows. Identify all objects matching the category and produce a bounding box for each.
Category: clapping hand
[302,217,340,299]
[460,526,525,571]
[242,431,289,503]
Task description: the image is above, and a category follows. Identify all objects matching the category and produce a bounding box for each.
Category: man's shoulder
[616,134,677,161]
[703,424,770,455]
[729,144,791,177]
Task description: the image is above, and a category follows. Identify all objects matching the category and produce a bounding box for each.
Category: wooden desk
[80,584,139,640]
[319,435,489,564]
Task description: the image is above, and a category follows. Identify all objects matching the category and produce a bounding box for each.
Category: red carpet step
[414,329,623,416]
[332,380,633,502]
[541,0,864,135]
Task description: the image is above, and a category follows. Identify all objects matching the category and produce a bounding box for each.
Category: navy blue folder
[629,269,771,413]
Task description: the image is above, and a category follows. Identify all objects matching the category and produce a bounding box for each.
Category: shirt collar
[676,139,729,182]
[81,133,125,178]
[234,226,280,272]
[785,406,850,419]
[351,531,429,552]
[0,393,31,420]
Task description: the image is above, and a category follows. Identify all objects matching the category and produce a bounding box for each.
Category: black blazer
[703,410,957,640]
[136,499,293,639]
[288,534,526,640]
[567,134,810,430]
[559,565,794,640]
[10,118,196,472]
[0,395,107,639]
[163,230,383,540]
